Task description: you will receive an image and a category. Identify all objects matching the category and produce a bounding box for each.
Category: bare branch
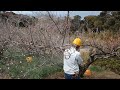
[47,11,62,34]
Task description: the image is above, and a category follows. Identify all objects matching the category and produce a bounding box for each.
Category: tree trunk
[79,56,95,77]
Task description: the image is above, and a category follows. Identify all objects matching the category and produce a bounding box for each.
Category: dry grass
[44,70,120,79]
[80,48,90,63]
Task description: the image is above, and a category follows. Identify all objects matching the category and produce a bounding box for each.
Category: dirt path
[44,71,64,79]
[0,73,11,79]
[90,70,120,79]
[44,70,120,79]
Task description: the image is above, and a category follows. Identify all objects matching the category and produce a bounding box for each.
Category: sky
[12,11,101,19]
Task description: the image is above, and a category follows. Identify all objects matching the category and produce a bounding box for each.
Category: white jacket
[63,47,83,74]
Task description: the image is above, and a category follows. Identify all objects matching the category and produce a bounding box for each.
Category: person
[63,38,83,79]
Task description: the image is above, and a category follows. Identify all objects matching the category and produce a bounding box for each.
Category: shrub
[93,58,120,75]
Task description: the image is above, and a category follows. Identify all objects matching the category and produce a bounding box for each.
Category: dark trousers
[64,73,80,79]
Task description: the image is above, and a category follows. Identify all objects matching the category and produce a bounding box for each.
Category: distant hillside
[0,11,38,27]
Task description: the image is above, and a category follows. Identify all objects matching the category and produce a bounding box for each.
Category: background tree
[70,15,81,33]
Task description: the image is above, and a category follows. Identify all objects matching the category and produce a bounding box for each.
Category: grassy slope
[0,49,63,79]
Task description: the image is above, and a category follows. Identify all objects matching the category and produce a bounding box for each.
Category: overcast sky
[13,11,101,19]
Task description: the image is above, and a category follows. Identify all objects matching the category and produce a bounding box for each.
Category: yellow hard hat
[26,56,32,62]
[84,69,91,76]
[73,38,82,46]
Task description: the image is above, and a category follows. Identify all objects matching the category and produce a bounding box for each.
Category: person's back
[63,47,82,75]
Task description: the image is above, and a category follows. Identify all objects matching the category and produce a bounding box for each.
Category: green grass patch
[0,49,63,79]
[89,65,104,72]
[27,65,62,79]
[93,57,120,75]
